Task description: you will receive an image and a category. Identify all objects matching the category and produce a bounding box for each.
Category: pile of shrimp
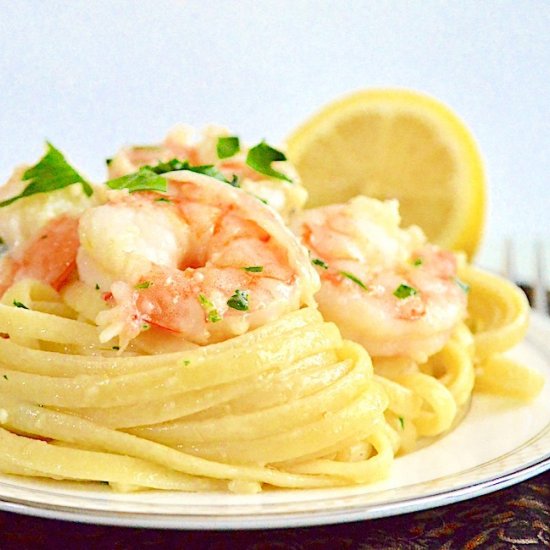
[0,127,467,361]
[108,124,308,221]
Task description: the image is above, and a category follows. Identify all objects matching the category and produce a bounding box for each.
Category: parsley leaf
[149,158,235,185]
[106,167,168,194]
[0,142,93,208]
[454,277,470,293]
[135,281,153,290]
[12,300,29,310]
[312,258,329,270]
[340,271,368,291]
[227,289,249,311]
[393,283,418,299]
[217,136,240,159]
[246,141,292,182]
[198,294,222,323]
[398,416,405,429]
[242,266,263,273]
[412,258,423,267]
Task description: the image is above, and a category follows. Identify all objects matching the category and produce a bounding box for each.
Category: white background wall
[1,1,549,278]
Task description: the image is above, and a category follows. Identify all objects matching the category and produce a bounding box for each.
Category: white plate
[1,313,549,530]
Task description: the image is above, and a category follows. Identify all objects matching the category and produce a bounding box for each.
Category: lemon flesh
[286,89,486,258]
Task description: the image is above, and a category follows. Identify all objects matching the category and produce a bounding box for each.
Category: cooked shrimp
[0,162,95,297]
[291,196,468,361]
[108,125,307,220]
[78,171,319,347]
[0,215,80,297]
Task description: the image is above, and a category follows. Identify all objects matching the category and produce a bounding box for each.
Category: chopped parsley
[312,258,329,270]
[2,374,7,381]
[340,271,368,291]
[105,157,113,166]
[141,323,150,331]
[106,167,168,194]
[198,294,222,323]
[154,197,172,203]
[150,158,236,185]
[242,266,264,273]
[227,289,249,311]
[227,174,240,188]
[135,281,152,290]
[412,258,423,267]
[182,360,191,366]
[246,141,292,182]
[455,277,470,293]
[217,136,240,159]
[108,158,240,191]
[393,283,418,299]
[12,300,29,310]
[254,194,268,205]
[0,142,93,208]
[112,346,120,351]
[398,416,405,429]
[95,283,100,290]
[0,236,4,245]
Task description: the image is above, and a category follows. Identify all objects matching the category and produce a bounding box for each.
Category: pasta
[0,133,543,493]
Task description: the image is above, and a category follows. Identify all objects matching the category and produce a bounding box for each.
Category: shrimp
[0,163,95,297]
[291,196,468,361]
[77,171,319,347]
[0,216,80,297]
[108,125,307,220]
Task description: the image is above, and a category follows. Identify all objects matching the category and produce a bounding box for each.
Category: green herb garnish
[242,266,264,273]
[149,158,235,185]
[154,197,172,203]
[254,195,268,205]
[455,277,470,293]
[112,346,120,351]
[412,258,423,267]
[246,141,292,182]
[217,136,240,159]
[340,271,368,291]
[393,284,418,299]
[105,158,113,166]
[227,289,249,311]
[12,300,29,310]
[106,167,168,194]
[198,294,222,323]
[0,142,93,208]
[2,375,8,380]
[135,281,152,290]
[398,416,405,429]
[95,283,100,290]
[141,323,150,331]
[312,258,329,270]
[183,360,191,366]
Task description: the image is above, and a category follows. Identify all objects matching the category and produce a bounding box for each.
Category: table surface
[0,471,548,549]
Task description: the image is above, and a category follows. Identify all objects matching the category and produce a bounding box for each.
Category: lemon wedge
[286,89,486,258]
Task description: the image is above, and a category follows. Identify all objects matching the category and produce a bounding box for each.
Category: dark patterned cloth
[0,472,548,550]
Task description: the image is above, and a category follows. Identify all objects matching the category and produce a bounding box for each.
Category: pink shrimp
[291,196,468,361]
[77,171,318,347]
[0,215,80,297]
[107,125,306,221]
